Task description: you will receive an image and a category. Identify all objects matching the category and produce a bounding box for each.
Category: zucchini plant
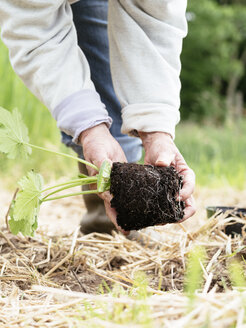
[0,107,111,236]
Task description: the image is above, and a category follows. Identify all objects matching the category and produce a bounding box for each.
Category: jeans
[61,0,142,163]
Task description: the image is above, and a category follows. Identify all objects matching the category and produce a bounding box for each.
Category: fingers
[179,168,195,201]
[86,151,112,176]
[155,151,175,167]
[104,201,129,235]
[99,190,112,203]
[175,153,195,201]
[101,192,129,235]
[181,196,196,221]
[141,131,175,166]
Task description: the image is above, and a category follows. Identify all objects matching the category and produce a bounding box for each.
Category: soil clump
[110,163,185,230]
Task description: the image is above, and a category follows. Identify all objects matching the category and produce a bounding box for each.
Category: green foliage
[175,120,246,189]
[184,246,206,303]
[7,168,100,236]
[228,260,246,290]
[78,272,153,327]
[181,0,246,121]
[0,107,111,236]
[10,171,43,236]
[0,107,31,159]
[8,216,38,237]
[97,160,111,193]
[132,271,150,299]
[228,260,246,324]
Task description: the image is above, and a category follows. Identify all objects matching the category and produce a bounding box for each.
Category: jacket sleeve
[108,0,187,139]
[0,0,112,143]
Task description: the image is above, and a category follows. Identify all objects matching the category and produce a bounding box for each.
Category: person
[0,0,196,235]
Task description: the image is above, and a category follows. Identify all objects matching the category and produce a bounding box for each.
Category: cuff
[53,89,113,144]
[121,103,180,140]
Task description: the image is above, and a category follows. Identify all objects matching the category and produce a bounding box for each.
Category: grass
[175,119,246,189]
[0,38,246,190]
[80,273,153,327]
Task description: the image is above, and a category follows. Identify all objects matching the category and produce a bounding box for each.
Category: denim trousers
[61,0,142,163]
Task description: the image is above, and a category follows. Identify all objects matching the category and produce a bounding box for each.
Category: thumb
[155,151,175,167]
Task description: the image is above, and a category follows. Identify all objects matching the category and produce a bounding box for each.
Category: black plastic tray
[206,206,246,236]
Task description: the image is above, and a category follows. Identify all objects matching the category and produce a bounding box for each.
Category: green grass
[78,273,153,327]
[0,38,245,189]
[176,120,246,189]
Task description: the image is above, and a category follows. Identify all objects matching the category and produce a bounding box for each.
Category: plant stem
[42,180,96,200]
[42,190,98,202]
[42,177,97,193]
[25,143,99,172]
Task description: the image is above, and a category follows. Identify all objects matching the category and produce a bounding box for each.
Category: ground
[0,186,246,327]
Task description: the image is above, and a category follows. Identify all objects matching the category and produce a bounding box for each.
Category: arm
[108,0,187,138]
[108,0,196,219]
[0,0,112,143]
[0,0,128,232]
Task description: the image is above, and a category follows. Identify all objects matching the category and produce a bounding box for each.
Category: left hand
[139,131,196,221]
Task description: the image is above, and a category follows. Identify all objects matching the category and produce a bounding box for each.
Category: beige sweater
[0,0,187,142]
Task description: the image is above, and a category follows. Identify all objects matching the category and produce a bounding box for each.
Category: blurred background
[0,0,245,189]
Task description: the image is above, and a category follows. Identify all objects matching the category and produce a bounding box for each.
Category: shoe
[78,162,116,235]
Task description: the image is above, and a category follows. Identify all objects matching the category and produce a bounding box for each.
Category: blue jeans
[61,0,142,163]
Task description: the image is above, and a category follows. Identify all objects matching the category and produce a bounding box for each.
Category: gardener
[0,0,196,234]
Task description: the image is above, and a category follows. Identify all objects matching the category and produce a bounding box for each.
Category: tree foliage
[181,0,246,121]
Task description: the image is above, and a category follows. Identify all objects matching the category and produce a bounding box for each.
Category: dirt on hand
[110,163,185,231]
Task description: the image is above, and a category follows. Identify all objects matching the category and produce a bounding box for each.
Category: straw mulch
[0,187,246,327]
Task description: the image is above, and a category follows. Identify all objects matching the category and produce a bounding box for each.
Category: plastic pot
[206,206,246,236]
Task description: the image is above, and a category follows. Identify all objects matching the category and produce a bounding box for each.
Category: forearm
[0,0,112,143]
[108,0,187,139]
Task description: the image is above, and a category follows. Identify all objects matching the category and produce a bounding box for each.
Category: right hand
[139,131,196,221]
[79,123,129,234]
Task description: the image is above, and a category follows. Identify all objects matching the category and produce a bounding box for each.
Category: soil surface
[0,185,246,328]
[110,163,185,230]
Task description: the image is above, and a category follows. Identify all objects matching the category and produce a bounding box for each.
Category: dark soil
[110,163,185,231]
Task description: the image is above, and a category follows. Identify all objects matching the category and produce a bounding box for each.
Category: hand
[79,123,128,234]
[139,131,196,221]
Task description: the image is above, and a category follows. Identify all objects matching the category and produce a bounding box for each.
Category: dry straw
[0,188,246,327]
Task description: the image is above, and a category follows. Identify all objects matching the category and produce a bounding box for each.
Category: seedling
[184,246,206,308]
[0,107,111,236]
[0,107,185,236]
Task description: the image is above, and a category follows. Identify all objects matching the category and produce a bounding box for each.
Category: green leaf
[9,216,38,237]
[97,160,111,193]
[0,107,31,159]
[9,171,44,236]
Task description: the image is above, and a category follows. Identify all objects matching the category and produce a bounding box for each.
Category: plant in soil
[0,107,185,236]
[110,162,185,230]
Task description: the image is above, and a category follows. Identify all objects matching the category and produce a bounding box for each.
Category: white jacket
[0,0,187,143]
